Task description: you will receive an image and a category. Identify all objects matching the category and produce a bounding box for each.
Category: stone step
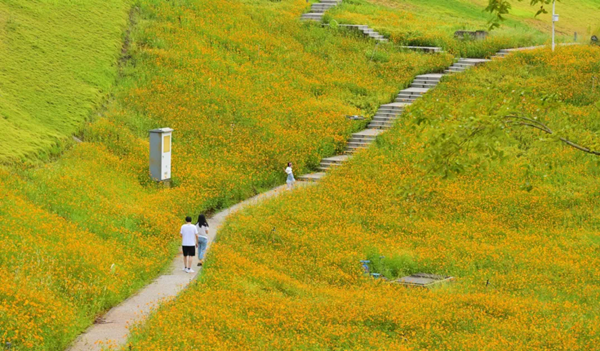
[353,129,384,137]
[374,113,401,119]
[373,113,401,119]
[412,78,440,83]
[395,97,419,103]
[416,73,444,80]
[301,13,324,19]
[368,121,395,128]
[348,138,374,145]
[457,58,490,66]
[410,83,438,89]
[371,118,397,124]
[375,108,404,116]
[310,6,334,11]
[371,116,398,122]
[297,172,326,182]
[346,139,373,149]
[373,111,402,117]
[452,63,474,68]
[310,4,336,12]
[319,164,342,171]
[399,87,429,94]
[377,105,404,112]
[339,24,369,30]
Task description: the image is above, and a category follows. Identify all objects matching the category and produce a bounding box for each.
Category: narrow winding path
[68,183,312,350]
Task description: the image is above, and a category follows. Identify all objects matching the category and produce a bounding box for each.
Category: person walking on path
[196,214,209,267]
[180,216,198,273]
[285,162,295,190]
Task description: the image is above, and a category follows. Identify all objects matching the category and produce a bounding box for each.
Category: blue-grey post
[149,128,174,182]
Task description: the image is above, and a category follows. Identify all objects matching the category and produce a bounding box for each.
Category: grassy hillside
[0,0,453,349]
[125,46,600,350]
[327,0,600,57]
[0,0,131,163]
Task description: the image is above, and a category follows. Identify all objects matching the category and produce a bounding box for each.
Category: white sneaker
[188,268,195,273]
[183,267,187,272]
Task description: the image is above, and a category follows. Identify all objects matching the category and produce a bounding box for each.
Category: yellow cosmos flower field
[125,46,600,350]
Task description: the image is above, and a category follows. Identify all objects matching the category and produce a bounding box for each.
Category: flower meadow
[125,46,600,350]
[1,0,454,349]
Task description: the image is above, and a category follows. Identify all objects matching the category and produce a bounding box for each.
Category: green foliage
[365,247,419,279]
[486,0,554,29]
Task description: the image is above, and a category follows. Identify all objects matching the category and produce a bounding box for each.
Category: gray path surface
[68,182,312,351]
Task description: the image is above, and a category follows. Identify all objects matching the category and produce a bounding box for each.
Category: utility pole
[551,0,557,52]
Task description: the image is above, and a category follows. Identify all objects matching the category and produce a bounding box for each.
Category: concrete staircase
[443,58,490,74]
[338,24,388,43]
[296,40,531,182]
[301,0,341,21]
[297,73,447,181]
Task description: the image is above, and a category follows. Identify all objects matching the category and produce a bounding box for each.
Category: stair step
[374,112,401,118]
[373,115,399,121]
[410,83,437,89]
[395,98,419,103]
[371,115,398,121]
[297,172,326,182]
[368,121,394,125]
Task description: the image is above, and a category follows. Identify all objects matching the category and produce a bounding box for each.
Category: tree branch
[504,115,600,156]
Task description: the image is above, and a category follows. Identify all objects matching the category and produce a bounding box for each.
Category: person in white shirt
[285,162,295,190]
[180,216,198,273]
[196,214,209,266]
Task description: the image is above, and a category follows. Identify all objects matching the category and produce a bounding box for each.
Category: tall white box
[149,128,173,181]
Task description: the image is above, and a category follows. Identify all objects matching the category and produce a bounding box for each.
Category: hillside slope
[0,0,452,349]
[126,45,600,350]
[0,0,130,163]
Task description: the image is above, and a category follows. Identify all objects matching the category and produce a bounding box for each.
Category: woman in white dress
[285,162,295,190]
[196,214,209,266]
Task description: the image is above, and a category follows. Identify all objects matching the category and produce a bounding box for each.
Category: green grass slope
[126,46,600,350]
[0,0,130,163]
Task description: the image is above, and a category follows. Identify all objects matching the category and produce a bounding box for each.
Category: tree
[485,0,556,29]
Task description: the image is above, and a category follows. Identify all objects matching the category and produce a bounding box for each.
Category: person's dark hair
[185,216,192,223]
[287,162,292,167]
[196,214,209,227]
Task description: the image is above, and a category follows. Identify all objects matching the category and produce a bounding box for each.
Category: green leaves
[486,0,556,30]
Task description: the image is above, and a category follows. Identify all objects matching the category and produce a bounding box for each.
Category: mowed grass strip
[0,0,130,163]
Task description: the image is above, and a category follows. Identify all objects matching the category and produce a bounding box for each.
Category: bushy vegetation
[125,46,600,350]
[0,0,452,349]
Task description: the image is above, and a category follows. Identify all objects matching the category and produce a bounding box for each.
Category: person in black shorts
[180,216,198,273]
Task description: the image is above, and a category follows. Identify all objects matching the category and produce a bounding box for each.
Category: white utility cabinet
[149,128,173,181]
